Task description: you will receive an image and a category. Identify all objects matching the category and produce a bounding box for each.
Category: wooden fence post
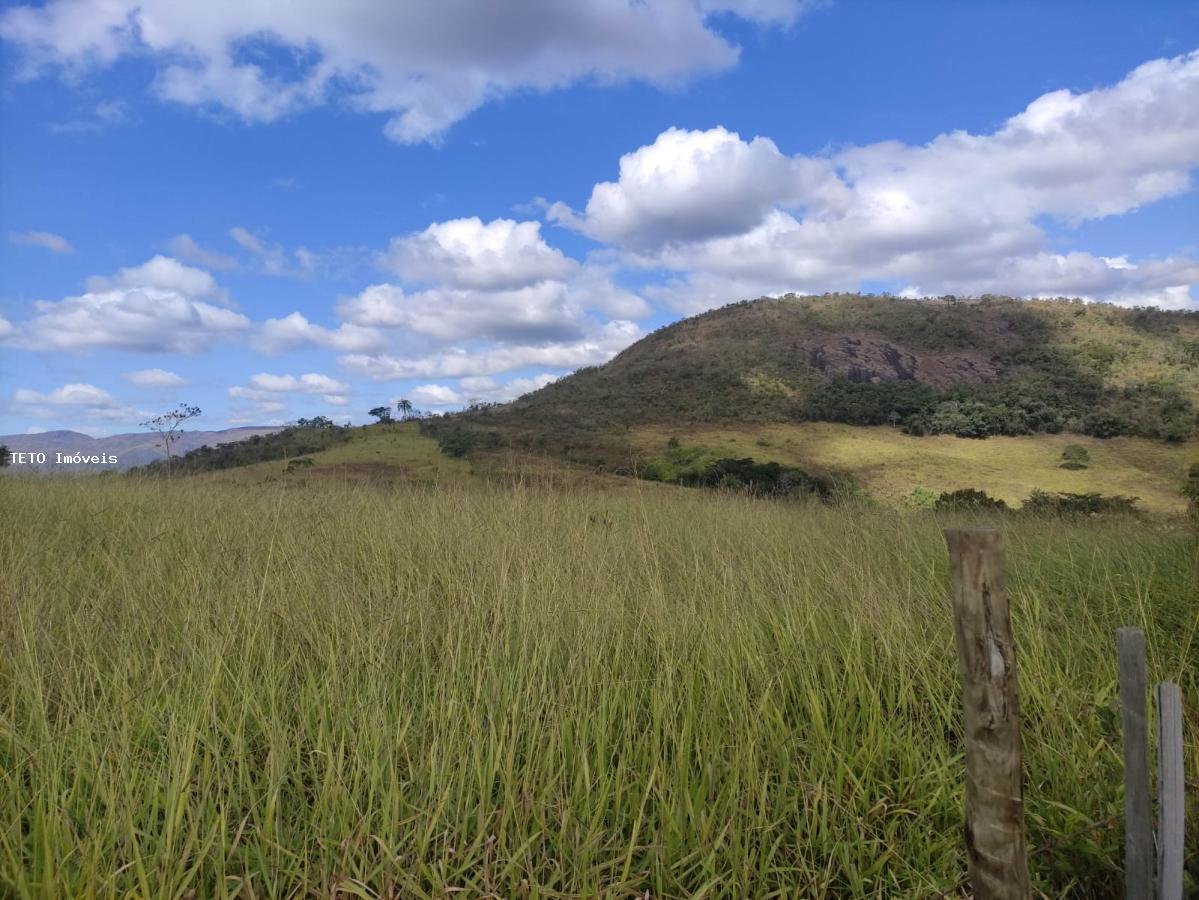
[944,528,1031,900]
[1156,682,1184,900]
[1117,627,1153,899]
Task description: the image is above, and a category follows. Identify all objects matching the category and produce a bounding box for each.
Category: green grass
[207,422,475,486]
[1,477,1196,897]
[632,423,1199,514]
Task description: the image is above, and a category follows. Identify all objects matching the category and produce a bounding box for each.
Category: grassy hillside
[202,421,475,486]
[630,423,1198,514]
[196,422,616,491]
[174,416,1196,515]
[469,294,1199,441]
[3,477,1196,896]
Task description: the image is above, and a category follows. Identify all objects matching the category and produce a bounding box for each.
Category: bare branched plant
[140,403,201,474]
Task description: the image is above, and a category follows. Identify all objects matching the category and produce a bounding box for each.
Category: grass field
[631,423,1199,514]
[2,475,1196,897]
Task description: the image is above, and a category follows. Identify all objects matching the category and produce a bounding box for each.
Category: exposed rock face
[799,333,1002,386]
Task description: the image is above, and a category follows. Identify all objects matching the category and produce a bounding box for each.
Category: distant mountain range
[0,427,280,471]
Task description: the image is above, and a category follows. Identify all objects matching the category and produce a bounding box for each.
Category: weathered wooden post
[1156,681,1184,900]
[944,528,1031,899]
[1117,627,1153,899]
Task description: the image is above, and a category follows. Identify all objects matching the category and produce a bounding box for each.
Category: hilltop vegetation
[462,294,1199,443]
[136,417,354,474]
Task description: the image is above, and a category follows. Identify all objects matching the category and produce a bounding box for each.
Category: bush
[1021,490,1138,516]
[1079,410,1133,438]
[437,427,501,458]
[679,457,836,498]
[906,487,938,510]
[637,443,840,499]
[934,488,1008,511]
[1060,444,1090,470]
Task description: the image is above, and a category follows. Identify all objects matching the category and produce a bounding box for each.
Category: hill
[468,294,1199,442]
[0,426,280,471]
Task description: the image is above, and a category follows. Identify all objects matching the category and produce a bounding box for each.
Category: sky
[1,0,1197,436]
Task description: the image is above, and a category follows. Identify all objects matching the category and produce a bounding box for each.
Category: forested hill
[469,294,1199,441]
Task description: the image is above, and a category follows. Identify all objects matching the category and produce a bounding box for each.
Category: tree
[396,398,413,420]
[368,406,393,423]
[1059,444,1090,470]
[140,403,201,474]
[295,416,335,429]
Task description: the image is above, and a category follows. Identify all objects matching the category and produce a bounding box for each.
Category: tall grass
[1,478,1195,897]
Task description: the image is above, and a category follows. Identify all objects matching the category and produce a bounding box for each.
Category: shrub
[1021,490,1139,516]
[438,427,501,458]
[1059,444,1090,470]
[906,486,938,510]
[934,488,1008,511]
[1079,410,1133,438]
[637,444,840,500]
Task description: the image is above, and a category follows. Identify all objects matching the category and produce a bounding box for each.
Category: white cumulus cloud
[19,259,250,353]
[0,0,808,143]
[12,382,131,420]
[87,254,229,304]
[254,312,384,355]
[24,289,250,353]
[383,217,576,290]
[230,371,351,406]
[552,51,1199,310]
[341,319,641,381]
[549,126,842,249]
[122,368,190,388]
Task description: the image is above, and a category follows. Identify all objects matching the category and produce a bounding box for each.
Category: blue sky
[1,0,1197,436]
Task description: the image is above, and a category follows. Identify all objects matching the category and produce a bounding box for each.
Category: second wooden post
[945,528,1031,900]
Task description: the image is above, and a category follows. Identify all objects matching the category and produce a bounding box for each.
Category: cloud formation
[383,217,577,290]
[404,373,559,408]
[0,0,807,143]
[328,216,648,383]
[12,382,131,420]
[341,320,641,381]
[552,51,1199,311]
[9,230,74,253]
[87,254,229,304]
[15,256,250,353]
[122,368,190,388]
[254,312,384,355]
[166,234,238,271]
[230,372,351,406]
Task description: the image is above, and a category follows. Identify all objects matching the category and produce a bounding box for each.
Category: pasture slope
[207,420,1195,515]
